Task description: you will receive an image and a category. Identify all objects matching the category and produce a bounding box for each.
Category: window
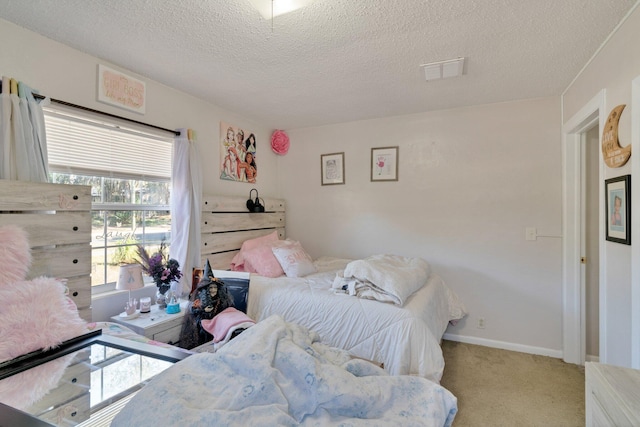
[44,105,174,292]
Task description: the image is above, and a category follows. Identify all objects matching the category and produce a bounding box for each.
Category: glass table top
[0,332,189,426]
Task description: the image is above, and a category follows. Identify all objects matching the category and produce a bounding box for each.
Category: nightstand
[111,300,189,345]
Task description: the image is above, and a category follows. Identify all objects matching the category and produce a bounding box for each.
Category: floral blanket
[112,315,457,426]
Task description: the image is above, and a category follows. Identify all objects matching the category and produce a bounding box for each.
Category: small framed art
[321,152,345,185]
[605,174,631,245]
[371,146,398,182]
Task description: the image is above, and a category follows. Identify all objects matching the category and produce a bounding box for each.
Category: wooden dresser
[585,361,640,426]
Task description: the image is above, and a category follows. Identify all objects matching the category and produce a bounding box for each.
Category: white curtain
[171,128,203,296]
[0,77,49,181]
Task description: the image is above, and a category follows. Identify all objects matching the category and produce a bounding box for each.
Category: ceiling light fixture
[248,0,315,20]
[420,57,465,81]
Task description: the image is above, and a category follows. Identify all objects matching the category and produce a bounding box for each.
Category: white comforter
[247,257,466,382]
[112,315,458,427]
[332,254,430,305]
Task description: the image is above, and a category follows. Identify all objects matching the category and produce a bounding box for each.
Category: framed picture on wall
[371,146,399,182]
[605,174,631,245]
[321,152,345,185]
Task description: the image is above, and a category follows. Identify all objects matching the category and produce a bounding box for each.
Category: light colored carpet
[440,340,585,427]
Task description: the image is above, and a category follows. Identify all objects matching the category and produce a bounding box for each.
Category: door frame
[632,76,640,369]
[562,90,606,365]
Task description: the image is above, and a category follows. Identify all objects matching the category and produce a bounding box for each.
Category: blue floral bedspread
[112,315,457,426]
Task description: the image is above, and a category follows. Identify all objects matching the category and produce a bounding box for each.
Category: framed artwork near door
[605,174,631,245]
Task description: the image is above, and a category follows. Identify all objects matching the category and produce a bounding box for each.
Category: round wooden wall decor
[602,104,630,168]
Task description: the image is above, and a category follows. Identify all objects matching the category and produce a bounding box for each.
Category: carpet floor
[439,340,585,427]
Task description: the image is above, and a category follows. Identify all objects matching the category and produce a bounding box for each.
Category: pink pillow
[271,240,317,278]
[230,230,279,271]
[243,245,284,277]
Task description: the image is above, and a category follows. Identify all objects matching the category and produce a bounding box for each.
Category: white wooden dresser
[585,361,640,426]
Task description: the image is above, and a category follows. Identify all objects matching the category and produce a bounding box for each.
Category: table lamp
[116,264,144,316]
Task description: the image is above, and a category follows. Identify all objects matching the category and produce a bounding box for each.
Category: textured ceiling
[0,0,636,130]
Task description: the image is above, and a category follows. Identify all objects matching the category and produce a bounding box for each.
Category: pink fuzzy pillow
[0,277,88,362]
[0,277,88,409]
[0,225,32,285]
[0,225,88,410]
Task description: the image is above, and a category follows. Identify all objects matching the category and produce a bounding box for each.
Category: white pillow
[271,240,317,278]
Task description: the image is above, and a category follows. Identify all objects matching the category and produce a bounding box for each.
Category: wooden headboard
[200,194,286,270]
[0,179,92,321]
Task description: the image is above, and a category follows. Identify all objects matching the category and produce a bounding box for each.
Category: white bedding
[332,254,431,305]
[112,315,458,427]
[246,257,466,383]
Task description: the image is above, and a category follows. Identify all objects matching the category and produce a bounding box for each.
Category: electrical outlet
[477,317,485,329]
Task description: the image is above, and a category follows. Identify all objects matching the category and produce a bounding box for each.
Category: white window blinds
[44,106,173,181]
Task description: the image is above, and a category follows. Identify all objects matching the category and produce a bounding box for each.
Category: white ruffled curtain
[0,77,49,181]
[171,128,203,296]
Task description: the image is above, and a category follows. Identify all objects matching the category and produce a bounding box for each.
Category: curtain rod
[33,93,180,136]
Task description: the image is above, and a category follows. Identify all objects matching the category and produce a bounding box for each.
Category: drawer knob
[73,291,78,297]
[73,259,78,264]
[73,195,79,200]
[71,377,77,383]
[73,226,78,231]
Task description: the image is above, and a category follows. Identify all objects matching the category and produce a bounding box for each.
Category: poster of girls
[220,121,257,183]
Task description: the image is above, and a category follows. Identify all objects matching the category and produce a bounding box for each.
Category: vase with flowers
[136,241,182,309]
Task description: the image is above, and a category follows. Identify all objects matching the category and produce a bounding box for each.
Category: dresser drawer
[590,395,614,427]
[153,324,182,344]
[37,393,90,426]
[586,362,640,426]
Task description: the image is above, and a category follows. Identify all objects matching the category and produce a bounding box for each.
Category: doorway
[562,90,605,365]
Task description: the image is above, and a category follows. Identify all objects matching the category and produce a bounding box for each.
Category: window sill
[91,284,157,302]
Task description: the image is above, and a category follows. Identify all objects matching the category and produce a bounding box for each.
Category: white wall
[0,19,280,321]
[0,19,279,198]
[279,97,564,355]
[563,5,640,368]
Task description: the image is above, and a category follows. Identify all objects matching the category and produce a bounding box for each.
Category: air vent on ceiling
[420,57,465,81]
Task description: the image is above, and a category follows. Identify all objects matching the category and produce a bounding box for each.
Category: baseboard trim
[442,333,563,359]
[585,354,600,363]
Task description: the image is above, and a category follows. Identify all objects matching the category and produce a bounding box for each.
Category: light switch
[525,227,537,241]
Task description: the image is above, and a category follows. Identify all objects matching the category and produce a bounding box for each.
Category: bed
[247,256,464,382]
[0,181,459,426]
[199,194,466,383]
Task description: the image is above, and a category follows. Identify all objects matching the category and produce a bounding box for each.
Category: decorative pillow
[0,277,88,363]
[0,224,88,410]
[243,245,284,277]
[0,278,88,408]
[230,230,279,271]
[271,240,317,278]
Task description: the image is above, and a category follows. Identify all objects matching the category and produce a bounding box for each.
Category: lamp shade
[116,264,144,291]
